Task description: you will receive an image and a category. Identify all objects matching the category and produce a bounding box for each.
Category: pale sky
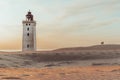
[0,0,120,50]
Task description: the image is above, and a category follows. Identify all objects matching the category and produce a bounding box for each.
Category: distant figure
[101,42,104,45]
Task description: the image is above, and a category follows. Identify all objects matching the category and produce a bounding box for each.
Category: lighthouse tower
[22,11,36,52]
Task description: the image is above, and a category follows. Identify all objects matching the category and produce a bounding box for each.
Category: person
[101,42,104,45]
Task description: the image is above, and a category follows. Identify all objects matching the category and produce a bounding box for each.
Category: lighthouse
[22,11,36,52]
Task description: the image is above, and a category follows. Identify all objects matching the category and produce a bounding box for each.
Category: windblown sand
[0,66,119,80]
[0,49,120,80]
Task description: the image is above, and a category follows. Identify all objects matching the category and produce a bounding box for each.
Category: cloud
[55,0,120,21]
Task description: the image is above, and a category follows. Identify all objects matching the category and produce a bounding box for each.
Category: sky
[0,0,120,50]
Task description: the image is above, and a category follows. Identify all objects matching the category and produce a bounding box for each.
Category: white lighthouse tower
[22,11,36,52]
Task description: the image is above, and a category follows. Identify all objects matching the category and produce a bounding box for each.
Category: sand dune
[54,44,120,51]
[0,45,119,79]
[0,49,119,68]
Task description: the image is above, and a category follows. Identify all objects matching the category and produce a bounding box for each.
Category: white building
[22,11,36,52]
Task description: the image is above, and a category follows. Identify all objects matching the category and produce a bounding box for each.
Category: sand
[0,66,119,80]
[0,48,120,79]
[0,50,120,68]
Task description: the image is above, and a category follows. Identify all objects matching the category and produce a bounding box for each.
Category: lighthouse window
[27,33,29,36]
[27,44,29,48]
[27,28,29,31]
[26,23,28,26]
[29,24,30,26]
